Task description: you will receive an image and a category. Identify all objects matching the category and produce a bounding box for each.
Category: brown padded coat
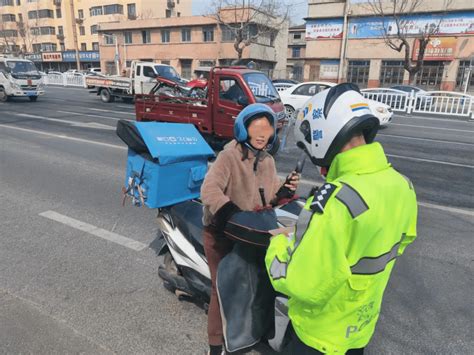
[201,140,282,226]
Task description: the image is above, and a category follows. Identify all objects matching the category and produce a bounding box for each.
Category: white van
[0,55,45,102]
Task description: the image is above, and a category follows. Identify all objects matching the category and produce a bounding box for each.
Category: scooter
[153,157,307,352]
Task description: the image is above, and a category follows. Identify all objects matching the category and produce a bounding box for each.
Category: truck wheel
[29,96,38,102]
[100,88,114,103]
[0,87,9,102]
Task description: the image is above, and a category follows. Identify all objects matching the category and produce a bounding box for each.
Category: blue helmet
[233,103,277,146]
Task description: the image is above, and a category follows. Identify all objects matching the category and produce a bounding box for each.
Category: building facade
[98,8,288,79]
[305,0,474,91]
[0,0,191,70]
[287,24,306,81]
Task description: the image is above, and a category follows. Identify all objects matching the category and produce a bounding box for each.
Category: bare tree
[208,0,289,63]
[363,0,451,84]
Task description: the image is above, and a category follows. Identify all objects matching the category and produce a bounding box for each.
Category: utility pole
[337,0,350,83]
[69,0,81,70]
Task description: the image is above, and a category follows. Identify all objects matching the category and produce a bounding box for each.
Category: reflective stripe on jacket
[265,142,417,354]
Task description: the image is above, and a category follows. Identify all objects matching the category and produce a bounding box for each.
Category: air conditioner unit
[56,34,65,40]
[75,18,83,25]
[167,0,175,8]
[53,0,61,6]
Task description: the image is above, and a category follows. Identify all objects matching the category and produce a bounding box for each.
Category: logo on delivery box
[156,136,198,144]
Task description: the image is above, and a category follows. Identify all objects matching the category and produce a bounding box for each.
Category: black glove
[213,201,242,232]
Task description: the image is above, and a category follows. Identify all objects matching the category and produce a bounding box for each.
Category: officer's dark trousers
[289,325,364,355]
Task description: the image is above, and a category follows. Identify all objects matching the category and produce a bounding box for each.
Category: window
[40,26,55,35]
[292,66,303,82]
[165,9,171,17]
[41,43,57,52]
[161,29,170,43]
[60,43,65,51]
[221,27,236,42]
[347,60,370,88]
[0,0,14,6]
[90,6,102,16]
[0,29,18,37]
[18,13,22,21]
[30,27,40,36]
[38,9,54,18]
[293,33,301,40]
[78,9,83,19]
[56,8,61,18]
[92,42,99,50]
[104,35,115,45]
[199,60,214,67]
[177,12,180,17]
[380,60,404,86]
[79,26,85,36]
[181,28,191,42]
[203,27,214,42]
[81,43,87,51]
[219,78,244,103]
[416,61,444,90]
[58,26,63,35]
[292,84,322,96]
[161,60,170,65]
[1,14,15,22]
[292,47,301,58]
[142,30,151,44]
[127,3,136,19]
[456,60,474,92]
[90,25,98,34]
[180,59,192,79]
[124,31,132,44]
[104,4,123,15]
[32,44,41,52]
[28,11,37,19]
[142,66,155,78]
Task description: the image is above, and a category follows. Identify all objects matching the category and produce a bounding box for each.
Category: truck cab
[0,56,45,102]
[130,61,185,95]
[135,66,286,144]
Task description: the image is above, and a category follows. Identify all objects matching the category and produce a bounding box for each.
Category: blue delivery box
[116,120,215,208]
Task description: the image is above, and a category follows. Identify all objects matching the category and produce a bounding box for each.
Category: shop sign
[25,53,42,61]
[412,37,457,61]
[306,19,343,39]
[349,12,474,39]
[320,59,340,79]
[62,51,100,62]
[306,11,474,40]
[42,52,62,62]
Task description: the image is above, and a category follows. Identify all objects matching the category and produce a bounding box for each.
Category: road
[0,86,473,354]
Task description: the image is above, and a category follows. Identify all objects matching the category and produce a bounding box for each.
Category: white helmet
[294,83,379,167]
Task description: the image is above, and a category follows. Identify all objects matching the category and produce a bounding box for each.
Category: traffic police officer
[265,83,417,354]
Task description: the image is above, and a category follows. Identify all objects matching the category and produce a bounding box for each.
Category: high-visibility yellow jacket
[266,142,417,354]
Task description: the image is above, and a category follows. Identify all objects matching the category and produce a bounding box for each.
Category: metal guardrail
[43,73,87,88]
[362,88,473,118]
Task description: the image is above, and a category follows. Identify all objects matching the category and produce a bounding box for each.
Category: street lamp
[103,33,120,75]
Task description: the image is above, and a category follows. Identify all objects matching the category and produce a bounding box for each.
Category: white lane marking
[394,114,472,123]
[0,124,126,150]
[13,113,114,130]
[387,153,474,168]
[88,108,133,115]
[418,202,474,218]
[390,122,472,133]
[57,110,131,122]
[378,133,474,146]
[39,211,147,251]
[117,105,135,110]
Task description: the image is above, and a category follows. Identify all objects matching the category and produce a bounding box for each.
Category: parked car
[272,79,300,85]
[280,81,393,126]
[88,67,102,74]
[390,85,432,108]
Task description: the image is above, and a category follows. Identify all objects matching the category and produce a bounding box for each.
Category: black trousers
[289,325,364,355]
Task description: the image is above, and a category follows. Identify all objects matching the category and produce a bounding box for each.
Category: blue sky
[191,0,308,25]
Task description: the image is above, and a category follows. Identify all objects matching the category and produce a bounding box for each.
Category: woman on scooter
[201,103,300,355]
